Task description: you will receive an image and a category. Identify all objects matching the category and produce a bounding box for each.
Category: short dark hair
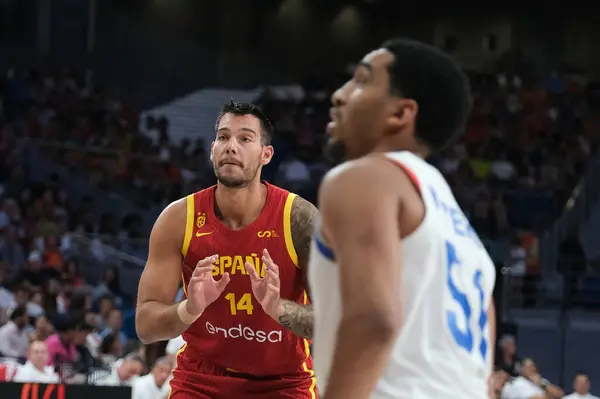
[215,101,273,145]
[76,319,94,332]
[10,306,27,320]
[381,38,472,152]
[100,333,119,354]
[53,314,79,332]
[12,284,28,294]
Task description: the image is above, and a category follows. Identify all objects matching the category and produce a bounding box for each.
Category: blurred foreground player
[136,102,318,399]
[309,39,496,399]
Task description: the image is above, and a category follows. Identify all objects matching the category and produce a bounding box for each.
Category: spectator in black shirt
[74,321,101,375]
[12,251,43,287]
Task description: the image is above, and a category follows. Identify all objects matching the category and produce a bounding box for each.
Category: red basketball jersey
[178,183,315,385]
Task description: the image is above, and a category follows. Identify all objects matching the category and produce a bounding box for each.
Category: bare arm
[135,199,189,344]
[273,195,318,339]
[541,381,564,398]
[488,300,496,399]
[489,299,496,369]
[318,158,406,399]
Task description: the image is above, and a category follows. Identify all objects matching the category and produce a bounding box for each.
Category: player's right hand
[185,255,230,316]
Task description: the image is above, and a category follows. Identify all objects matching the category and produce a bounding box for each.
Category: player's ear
[385,98,418,134]
[210,141,215,161]
[261,145,274,166]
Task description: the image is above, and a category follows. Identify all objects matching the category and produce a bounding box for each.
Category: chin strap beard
[324,140,347,165]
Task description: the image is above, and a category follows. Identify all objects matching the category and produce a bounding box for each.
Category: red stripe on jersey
[384,157,421,193]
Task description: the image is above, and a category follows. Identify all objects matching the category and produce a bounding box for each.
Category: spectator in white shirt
[501,358,564,399]
[98,333,123,367]
[0,282,16,325]
[564,372,600,399]
[131,357,173,399]
[13,340,59,383]
[165,335,185,368]
[491,369,511,398]
[0,306,29,359]
[491,151,516,182]
[439,146,462,175]
[93,353,144,386]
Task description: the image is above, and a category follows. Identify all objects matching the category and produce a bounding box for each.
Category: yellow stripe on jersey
[167,342,188,398]
[302,291,316,399]
[180,194,195,299]
[181,194,195,257]
[283,193,299,268]
[181,272,187,298]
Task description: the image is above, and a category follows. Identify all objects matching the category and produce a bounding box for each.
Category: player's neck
[214,180,267,230]
[372,140,430,158]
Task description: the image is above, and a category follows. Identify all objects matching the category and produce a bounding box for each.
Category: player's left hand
[245,248,281,319]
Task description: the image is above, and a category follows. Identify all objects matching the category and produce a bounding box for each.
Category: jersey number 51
[445,240,488,362]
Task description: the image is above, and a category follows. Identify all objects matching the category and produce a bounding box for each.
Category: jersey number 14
[225,293,254,315]
[445,240,488,362]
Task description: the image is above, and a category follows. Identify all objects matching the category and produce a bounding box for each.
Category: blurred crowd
[0,61,182,397]
[0,50,599,397]
[491,334,599,398]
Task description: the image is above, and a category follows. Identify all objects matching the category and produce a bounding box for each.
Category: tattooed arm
[275,195,318,339]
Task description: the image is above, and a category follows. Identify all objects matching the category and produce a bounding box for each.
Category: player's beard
[213,159,261,188]
[324,138,347,165]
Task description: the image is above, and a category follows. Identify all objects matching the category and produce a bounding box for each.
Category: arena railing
[69,233,146,298]
[32,139,165,163]
[79,234,149,260]
[540,152,600,276]
[0,355,131,399]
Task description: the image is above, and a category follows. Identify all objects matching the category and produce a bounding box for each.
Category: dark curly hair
[382,38,472,152]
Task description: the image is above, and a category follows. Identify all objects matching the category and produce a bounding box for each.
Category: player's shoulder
[166,186,216,212]
[162,196,188,216]
[290,194,318,218]
[151,195,190,235]
[321,156,410,196]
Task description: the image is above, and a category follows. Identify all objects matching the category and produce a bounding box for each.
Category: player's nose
[224,140,238,154]
[331,82,350,109]
[331,87,344,107]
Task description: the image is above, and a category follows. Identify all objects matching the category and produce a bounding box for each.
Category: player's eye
[242,137,252,143]
[217,135,226,141]
[354,73,368,85]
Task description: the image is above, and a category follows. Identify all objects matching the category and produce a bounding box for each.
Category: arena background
[1,0,600,397]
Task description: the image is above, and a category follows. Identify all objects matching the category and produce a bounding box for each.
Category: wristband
[177,300,201,324]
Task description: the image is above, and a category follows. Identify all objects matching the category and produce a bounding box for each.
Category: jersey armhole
[180,194,195,299]
[383,158,421,194]
[181,194,195,257]
[283,193,300,268]
[383,157,430,241]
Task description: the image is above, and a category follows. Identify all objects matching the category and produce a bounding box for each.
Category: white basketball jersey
[309,151,496,399]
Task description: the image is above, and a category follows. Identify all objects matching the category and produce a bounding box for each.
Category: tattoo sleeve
[290,195,318,271]
[277,299,314,339]
[276,196,319,339]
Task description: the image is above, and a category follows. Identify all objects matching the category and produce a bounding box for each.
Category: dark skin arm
[318,158,405,399]
[488,300,496,399]
[273,195,318,339]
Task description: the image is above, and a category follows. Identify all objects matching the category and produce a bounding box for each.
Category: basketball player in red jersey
[135,101,318,399]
